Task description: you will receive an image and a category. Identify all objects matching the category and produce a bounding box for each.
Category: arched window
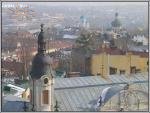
[42,90,49,104]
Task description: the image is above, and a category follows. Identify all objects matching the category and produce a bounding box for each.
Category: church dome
[30,53,52,79]
[111,12,122,28]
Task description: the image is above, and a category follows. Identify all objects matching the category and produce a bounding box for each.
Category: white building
[132,35,148,45]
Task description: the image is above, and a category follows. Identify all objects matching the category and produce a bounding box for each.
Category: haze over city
[1,1,149,112]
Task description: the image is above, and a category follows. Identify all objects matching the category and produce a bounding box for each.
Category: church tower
[111,12,122,33]
[30,24,54,111]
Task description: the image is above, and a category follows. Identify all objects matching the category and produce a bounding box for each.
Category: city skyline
[1,1,149,112]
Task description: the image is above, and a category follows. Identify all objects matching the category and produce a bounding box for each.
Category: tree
[75,32,95,54]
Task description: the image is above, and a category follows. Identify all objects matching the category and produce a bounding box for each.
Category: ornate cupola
[111,12,122,33]
[30,24,54,111]
[30,24,53,79]
[111,12,122,28]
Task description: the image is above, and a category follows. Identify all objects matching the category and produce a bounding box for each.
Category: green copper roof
[111,12,122,28]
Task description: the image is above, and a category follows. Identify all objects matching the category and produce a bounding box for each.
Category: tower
[111,12,122,33]
[30,24,54,111]
[80,15,89,29]
[16,42,21,62]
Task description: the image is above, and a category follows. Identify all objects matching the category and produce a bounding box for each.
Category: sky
[2,2,148,7]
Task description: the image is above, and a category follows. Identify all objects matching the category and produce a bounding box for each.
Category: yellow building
[91,48,148,77]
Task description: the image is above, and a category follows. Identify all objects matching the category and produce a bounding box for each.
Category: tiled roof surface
[94,47,148,58]
[2,60,24,75]
[94,47,126,55]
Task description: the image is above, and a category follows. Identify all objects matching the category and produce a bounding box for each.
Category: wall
[91,52,148,77]
[22,88,30,100]
[91,52,109,77]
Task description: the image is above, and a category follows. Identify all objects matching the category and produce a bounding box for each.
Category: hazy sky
[2,2,148,7]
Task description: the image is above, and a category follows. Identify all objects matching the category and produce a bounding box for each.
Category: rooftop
[94,47,148,58]
[2,73,148,111]
[54,73,148,111]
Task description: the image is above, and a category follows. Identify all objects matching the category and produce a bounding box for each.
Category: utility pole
[137,99,140,111]
[101,46,105,77]
[129,53,132,74]
[54,100,59,112]
[118,92,121,110]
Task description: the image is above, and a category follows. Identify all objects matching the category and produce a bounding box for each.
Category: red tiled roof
[2,60,24,75]
[15,40,73,55]
[46,40,73,49]
[94,47,148,58]
[129,51,149,58]
[94,47,125,55]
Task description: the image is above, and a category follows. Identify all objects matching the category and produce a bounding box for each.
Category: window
[110,67,117,75]
[130,66,136,74]
[120,70,125,75]
[42,90,49,104]
[135,69,141,73]
[97,73,101,76]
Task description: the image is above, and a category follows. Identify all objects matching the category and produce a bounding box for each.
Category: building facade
[91,49,148,77]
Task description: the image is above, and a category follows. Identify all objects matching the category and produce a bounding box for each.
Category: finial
[38,24,46,54]
[40,24,44,32]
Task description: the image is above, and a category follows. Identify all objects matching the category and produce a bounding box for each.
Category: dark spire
[30,24,53,79]
[111,12,121,28]
[38,24,46,54]
[115,12,118,18]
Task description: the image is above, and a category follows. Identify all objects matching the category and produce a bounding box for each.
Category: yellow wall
[91,52,148,76]
[22,88,30,100]
[91,52,109,77]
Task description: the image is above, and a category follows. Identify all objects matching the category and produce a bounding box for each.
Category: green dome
[111,12,122,28]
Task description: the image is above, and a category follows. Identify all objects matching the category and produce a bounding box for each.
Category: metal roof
[2,95,30,112]
[2,101,30,112]
[54,73,148,111]
[2,73,148,111]
[3,95,29,102]
[54,73,148,89]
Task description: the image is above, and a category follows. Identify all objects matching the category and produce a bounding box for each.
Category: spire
[115,12,118,18]
[41,23,44,32]
[111,12,121,28]
[38,24,46,54]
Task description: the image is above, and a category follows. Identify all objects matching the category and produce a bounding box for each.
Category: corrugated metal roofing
[54,73,148,89]
[2,101,30,112]
[54,73,148,111]
[3,73,148,111]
